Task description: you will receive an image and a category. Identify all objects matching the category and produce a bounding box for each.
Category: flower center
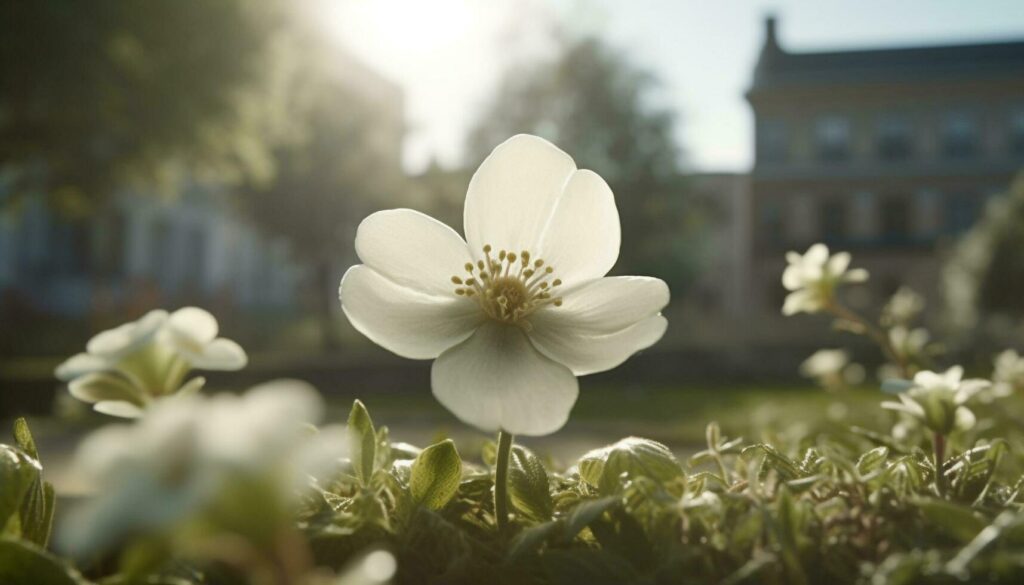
[451,245,562,324]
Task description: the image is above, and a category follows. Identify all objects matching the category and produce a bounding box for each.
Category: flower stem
[494,430,514,531]
[826,300,910,378]
[933,432,947,497]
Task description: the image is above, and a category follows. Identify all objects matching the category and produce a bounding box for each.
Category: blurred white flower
[881,366,989,435]
[992,349,1024,398]
[781,244,868,316]
[882,286,925,326]
[888,326,930,361]
[799,349,865,390]
[55,307,247,418]
[58,380,345,559]
[340,135,669,436]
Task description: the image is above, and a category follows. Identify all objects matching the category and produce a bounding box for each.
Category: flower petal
[463,135,576,255]
[186,339,248,371]
[537,169,620,285]
[167,307,219,345]
[529,276,669,335]
[827,252,851,275]
[529,315,667,376]
[806,243,829,266]
[339,265,482,360]
[782,289,817,315]
[431,322,579,436]
[93,400,145,418]
[87,310,168,358]
[56,353,111,381]
[781,265,803,290]
[68,373,142,405]
[355,209,473,296]
[844,268,869,283]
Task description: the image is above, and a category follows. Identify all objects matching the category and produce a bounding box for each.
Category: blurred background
[3,0,1024,482]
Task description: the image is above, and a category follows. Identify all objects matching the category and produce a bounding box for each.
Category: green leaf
[12,418,39,460]
[856,446,890,476]
[915,498,987,543]
[562,497,620,540]
[508,446,553,522]
[410,439,462,510]
[0,536,86,585]
[19,481,56,547]
[347,400,376,485]
[1,445,40,534]
[741,444,805,480]
[579,437,682,495]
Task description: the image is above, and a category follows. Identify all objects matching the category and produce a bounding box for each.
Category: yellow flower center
[451,245,563,325]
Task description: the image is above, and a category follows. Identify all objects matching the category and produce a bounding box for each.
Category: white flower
[881,366,989,435]
[339,135,669,436]
[882,286,925,326]
[889,326,930,360]
[781,244,868,316]
[799,349,849,379]
[799,349,863,390]
[54,307,247,418]
[992,349,1024,398]
[58,380,345,558]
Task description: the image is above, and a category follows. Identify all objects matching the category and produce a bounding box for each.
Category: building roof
[752,17,1024,90]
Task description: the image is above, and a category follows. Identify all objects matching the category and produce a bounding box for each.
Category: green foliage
[0,0,287,205]
[410,440,463,511]
[348,399,377,486]
[0,537,85,585]
[296,400,1024,585]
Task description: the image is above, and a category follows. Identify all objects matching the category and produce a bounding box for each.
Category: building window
[815,115,851,162]
[820,200,847,242]
[944,193,981,234]
[876,114,913,161]
[942,110,977,159]
[757,118,789,163]
[1010,108,1024,155]
[880,197,910,243]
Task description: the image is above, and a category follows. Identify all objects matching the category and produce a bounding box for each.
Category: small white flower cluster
[992,349,1024,398]
[58,380,347,559]
[881,366,990,436]
[782,244,868,316]
[54,307,247,417]
[799,349,865,391]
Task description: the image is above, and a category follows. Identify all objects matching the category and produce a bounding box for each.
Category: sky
[315,0,1024,173]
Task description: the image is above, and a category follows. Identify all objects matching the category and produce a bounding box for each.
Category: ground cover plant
[2,136,1024,584]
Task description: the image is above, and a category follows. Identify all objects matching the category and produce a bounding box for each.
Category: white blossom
[54,307,247,417]
[339,135,669,436]
[888,326,931,361]
[781,244,868,316]
[882,286,925,326]
[799,349,864,390]
[58,380,346,558]
[881,366,989,435]
[992,349,1024,398]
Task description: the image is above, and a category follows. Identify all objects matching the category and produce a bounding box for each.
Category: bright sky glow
[315,0,1024,173]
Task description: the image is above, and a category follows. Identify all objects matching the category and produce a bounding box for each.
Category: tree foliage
[466,37,705,289]
[0,0,286,206]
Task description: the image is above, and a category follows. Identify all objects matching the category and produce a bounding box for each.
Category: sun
[317,0,474,70]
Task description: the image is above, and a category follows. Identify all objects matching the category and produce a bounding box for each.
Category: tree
[0,0,286,207]
[466,37,702,289]
[943,174,1024,345]
[244,42,406,349]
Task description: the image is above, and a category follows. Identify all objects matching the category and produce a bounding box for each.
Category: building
[0,181,300,318]
[0,45,405,323]
[746,17,1024,323]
